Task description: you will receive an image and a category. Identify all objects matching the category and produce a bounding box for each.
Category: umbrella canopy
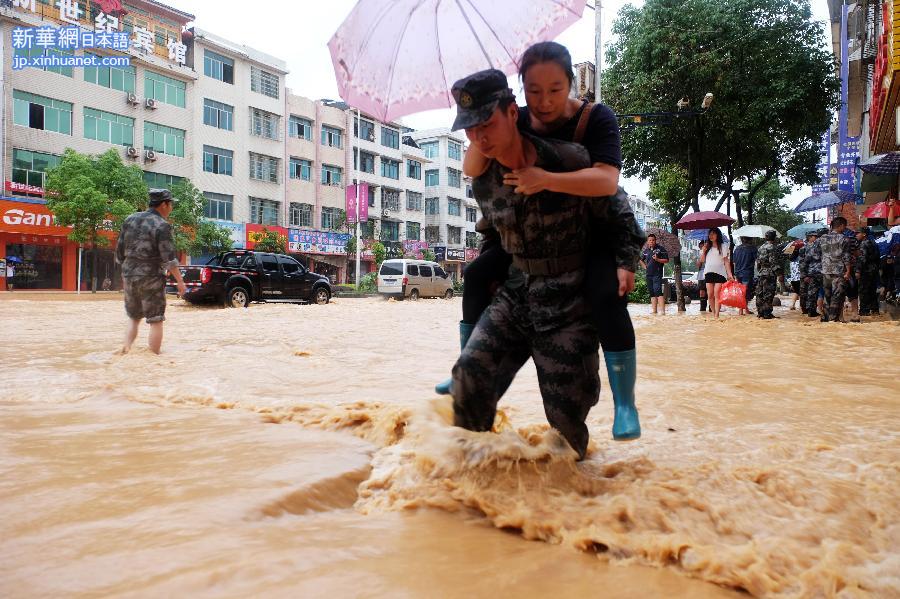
[645,227,681,258]
[731,224,780,239]
[685,228,729,243]
[857,151,900,175]
[787,222,825,238]
[793,190,863,213]
[5,256,22,263]
[328,0,585,123]
[674,211,735,230]
[863,201,890,219]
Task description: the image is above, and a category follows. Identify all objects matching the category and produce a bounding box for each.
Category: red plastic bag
[718,280,747,310]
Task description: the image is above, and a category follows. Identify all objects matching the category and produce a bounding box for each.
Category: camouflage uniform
[856,238,880,314]
[452,133,601,459]
[800,241,823,317]
[754,240,779,317]
[818,231,853,321]
[115,208,179,323]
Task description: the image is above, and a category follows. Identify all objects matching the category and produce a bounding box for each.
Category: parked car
[665,271,699,302]
[377,259,454,300]
[166,250,332,307]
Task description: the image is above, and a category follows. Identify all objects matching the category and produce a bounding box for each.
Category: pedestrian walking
[787,245,803,311]
[698,228,735,318]
[3,259,12,292]
[732,237,758,316]
[800,230,824,318]
[754,230,780,319]
[115,189,187,354]
[856,227,880,315]
[817,217,853,322]
[640,234,670,315]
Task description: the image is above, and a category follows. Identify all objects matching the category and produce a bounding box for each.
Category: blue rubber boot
[604,349,641,440]
[434,321,476,395]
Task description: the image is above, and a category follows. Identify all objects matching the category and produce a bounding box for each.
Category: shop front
[288,229,350,284]
[245,224,289,251]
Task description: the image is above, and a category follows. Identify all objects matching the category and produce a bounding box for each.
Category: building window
[381,220,400,241]
[381,158,400,180]
[289,157,311,181]
[11,149,61,196]
[143,171,183,189]
[466,207,477,222]
[250,108,280,140]
[355,118,375,142]
[382,188,401,212]
[290,202,313,227]
[250,197,280,226]
[84,108,134,147]
[204,50,234,84]
[466,231,478,248]
[321,164,343,186]
[84,52,135,92]
[447,168,461,188]
[425,197,440,215]
[16,45,74,78]
[381,127,399,149]
[448,140,462,160]
[466,184,474,199]
[145,70,186,108]
[425,169,439,187]
[13,90,72,135]
[203,146,233,176]
[447,225,462,245]
[425,225,441,243]
[406,222,421,241]
[407,159,422,180]
[289,116,312,140]
[355,150,376,174]
[367,184,376,207]
[249,152,280,183]
[421,141,438,159]
[322,125,343,148]
[250,66,279,99]
[203,99,233,131]
[203,192,233,221]
[143,121,185,157]
[406,191,423,211]
[321,206,343,230]
[448,198,461,216]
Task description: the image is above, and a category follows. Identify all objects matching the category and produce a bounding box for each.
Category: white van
[377,259,454,300]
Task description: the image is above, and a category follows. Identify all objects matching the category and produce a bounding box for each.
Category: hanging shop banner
[289,229,350,255]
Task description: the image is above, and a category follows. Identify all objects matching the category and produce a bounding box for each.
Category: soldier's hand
[177,281,187,297]
[503,167,549,195]
[617,268,635,297]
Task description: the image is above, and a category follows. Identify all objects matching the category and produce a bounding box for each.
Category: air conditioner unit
[126,146,139,158]
[126,92,139,105]
[145,98,157,109]
[144,149,157,161]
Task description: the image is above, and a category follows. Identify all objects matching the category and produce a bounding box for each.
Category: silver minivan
[377,259,454,300]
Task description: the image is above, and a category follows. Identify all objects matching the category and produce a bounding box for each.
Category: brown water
[1,296,897,598]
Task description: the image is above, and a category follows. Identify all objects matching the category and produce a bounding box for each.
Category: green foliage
[253,227,287,254]
[167,179,203,253]
[345,236,357,256]
[648,164,690,229]
[604,0,840,220]
[422,249,436,262]
[453,276,464,294]
[743,176,805,233]
[358,272,378,293]
[44,148,146,247]
[371,241,386,266]
[628,270,650,304]
[192,221,234,256]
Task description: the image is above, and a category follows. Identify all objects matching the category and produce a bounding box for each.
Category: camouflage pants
[755,275,776,316]
[804,275,822,316]
[123,275,167,323]
[858,272,878,314]
[823,274,848,321]
[451,292,601,460]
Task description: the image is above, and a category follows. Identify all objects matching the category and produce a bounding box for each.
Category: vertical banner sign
[837,3,862,201]
[345,184,357,225]
[812,129,831,194]
[358,183,369,223]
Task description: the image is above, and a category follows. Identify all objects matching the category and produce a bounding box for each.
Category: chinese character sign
[288,229,351,255]
[838,136,859,195]
[344,184,369,224]
[812,129,831,195]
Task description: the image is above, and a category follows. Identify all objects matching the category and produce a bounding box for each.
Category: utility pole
[594,1,602,102]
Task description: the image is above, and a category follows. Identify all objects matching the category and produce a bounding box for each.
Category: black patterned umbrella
[857,152,900,175]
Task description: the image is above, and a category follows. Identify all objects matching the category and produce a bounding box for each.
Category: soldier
[754,230,780,319]
[856,227,880,315]
[115,188,186,354]
[817,217,853,322]
[448,69,604,460]
[800,229,824,318]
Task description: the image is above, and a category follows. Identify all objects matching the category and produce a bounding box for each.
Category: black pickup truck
[167,250,332,307]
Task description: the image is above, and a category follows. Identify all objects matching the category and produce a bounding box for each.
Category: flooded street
[1,295,897,598]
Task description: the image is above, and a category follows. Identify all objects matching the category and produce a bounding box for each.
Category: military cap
[451,69,515,131]
[148,188,173,206]
[764,230,777,241]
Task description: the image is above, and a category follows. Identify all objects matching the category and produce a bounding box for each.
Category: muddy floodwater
[1,295,897,598]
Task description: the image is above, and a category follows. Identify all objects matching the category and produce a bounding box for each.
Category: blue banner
[837,4,862,202]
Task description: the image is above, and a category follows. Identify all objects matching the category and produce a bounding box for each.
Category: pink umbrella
[674,211,736,230]
[328,0,585,123]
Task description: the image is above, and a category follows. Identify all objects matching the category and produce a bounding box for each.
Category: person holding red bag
[698,228,735,318]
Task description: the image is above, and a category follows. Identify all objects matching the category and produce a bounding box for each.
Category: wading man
[115,189,186,354]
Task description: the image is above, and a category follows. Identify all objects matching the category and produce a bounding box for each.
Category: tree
[648,164,690,310]
[743,176,805,234]
[371,241,386,267]
[422,248,436,262]
[167,179,203,254]
[253,228,287,254]
[604,0,839,224]
[192,221,234,256]
[45,149,146,292]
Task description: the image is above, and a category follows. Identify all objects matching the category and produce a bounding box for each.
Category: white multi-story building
[408,127,479,279]
[628,194,667,231]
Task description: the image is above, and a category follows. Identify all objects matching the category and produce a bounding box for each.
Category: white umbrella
[731,224,780,239]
